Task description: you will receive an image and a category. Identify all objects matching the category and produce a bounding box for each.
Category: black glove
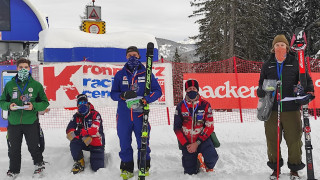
[120,90,137,100]
[257,87,266,98]
[296,93,315,105]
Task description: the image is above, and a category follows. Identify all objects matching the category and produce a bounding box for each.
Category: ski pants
[117,113,151,164]
[181,138,219,175]
[265,110,305,171]
[70,139,105,171]
[7,121,43,173]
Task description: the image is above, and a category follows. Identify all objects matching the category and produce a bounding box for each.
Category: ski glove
[80,129,88,137]
[296,93,315,105]
[120,90,137,100]
[82,136,92,146]
[66,131,76,141]
[257,87,266,98]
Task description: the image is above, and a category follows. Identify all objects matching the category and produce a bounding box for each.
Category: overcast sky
[29,0,200,42]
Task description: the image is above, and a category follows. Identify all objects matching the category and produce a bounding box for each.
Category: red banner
[184,73,320,109]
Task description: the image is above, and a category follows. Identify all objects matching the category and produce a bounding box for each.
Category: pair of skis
[138,42,154,180]
[290,28,316,180]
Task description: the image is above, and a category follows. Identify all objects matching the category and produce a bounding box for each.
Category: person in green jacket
[0,58,49,178]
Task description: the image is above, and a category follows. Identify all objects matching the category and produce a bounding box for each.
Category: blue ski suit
[111,62,162,163]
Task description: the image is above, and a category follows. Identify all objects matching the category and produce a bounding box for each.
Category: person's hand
[24,102,33,110]
[66,131,76,141]
[186,142,198,153]
[139,98,147,106]
[120,90,137,100]
[9,103,18,111]
[296,92,315,105]
[82,136,92,146]
[257,87,266,98]
[80,129,88,137]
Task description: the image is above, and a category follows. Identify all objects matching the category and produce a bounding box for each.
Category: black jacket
[259,53,314,111]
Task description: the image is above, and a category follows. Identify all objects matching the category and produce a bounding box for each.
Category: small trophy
[20,94,31,105]
[13,94,31,110]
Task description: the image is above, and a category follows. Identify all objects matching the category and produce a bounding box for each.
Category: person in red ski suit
[66,94,105,174]
[174,79,219,175]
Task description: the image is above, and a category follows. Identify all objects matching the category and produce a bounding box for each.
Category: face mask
[127,56,140,71]
[78,104,89,115]
[275,47,287,62]
[187,90,198,100]
[17,68,29,82]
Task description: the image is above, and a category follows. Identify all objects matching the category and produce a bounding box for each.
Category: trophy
[20,94,31,105]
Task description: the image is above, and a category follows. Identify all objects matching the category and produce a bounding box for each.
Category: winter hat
[126,46,140,56]
[185,79,199,91]
[77,94,88,105]
[272,34,289,47]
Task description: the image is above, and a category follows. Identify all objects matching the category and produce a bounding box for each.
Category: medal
[20,94,31,105]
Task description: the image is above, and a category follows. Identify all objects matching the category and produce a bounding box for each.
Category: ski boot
[269,169,280,180]
[197,153,207,172]
[206,168,214,172]
[120,169,134,180]
[71,158,85,174]
[290,171,300,180]
[6,170,19,179]
[33,161,46,178]
[145,167,150,176]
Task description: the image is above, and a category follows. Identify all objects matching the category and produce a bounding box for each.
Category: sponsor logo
[201,81,258,98]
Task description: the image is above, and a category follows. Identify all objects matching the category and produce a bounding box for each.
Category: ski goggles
[78,101,88,105]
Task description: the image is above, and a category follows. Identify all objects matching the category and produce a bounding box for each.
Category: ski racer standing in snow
[257,34,314,179]
[66,94,105,174]
[111,46,162,179]
[174,79,219,175]
[0,58,49,178]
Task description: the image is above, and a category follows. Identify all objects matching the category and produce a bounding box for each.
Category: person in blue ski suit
[111,46,162,178]
[66,94,105,174]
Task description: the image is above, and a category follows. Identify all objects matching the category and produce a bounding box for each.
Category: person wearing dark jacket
[174,79,218,175]
[66,94,105,174]
[111,46,162,179]
[257,34,315,179]
[0,58,49,178]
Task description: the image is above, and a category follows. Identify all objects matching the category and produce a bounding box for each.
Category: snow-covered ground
[0,119,319,180]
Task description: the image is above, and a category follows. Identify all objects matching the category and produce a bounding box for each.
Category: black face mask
[187,90,198,100]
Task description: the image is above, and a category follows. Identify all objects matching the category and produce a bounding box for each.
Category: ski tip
[147,42,154,50]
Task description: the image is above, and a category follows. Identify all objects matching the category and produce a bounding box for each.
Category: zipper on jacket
[20,109,23,124]
[191,103,195,143]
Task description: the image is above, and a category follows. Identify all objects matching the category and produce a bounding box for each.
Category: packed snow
[0,118,319,180]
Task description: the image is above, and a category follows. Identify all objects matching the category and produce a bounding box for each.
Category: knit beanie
[185,79,199,91]
[126,46,140,56]
[272,34,289,47]
[77,94,88,105]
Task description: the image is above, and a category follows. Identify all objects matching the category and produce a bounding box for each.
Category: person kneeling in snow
[174,79,219,175]
[66,94,105,174]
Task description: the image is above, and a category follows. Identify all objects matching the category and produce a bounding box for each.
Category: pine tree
[190,0,269,62]
[304,0,320,57]
[190,0,320,61]
[173,48,182,63]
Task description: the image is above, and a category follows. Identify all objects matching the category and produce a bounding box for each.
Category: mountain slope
[156,38,200,62]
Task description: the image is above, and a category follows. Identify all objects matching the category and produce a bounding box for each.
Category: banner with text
[39,62,173,108]
[184,73,320,109]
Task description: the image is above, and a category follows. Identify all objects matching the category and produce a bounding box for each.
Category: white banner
[39,62,173,108]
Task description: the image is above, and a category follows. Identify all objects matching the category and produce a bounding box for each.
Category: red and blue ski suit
[66,103,105,171]
[174,96,219,174]
[111,63,162,164]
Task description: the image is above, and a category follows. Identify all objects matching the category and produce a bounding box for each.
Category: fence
[5,56,320,129]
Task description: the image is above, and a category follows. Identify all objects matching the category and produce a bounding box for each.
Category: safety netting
[8,56,320,129]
